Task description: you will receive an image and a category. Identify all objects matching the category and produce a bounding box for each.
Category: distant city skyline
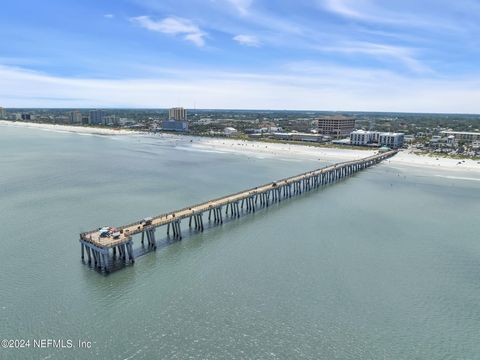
[1,0,480,113]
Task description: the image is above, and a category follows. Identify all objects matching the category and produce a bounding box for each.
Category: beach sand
[190,137,480,174]
[2,120,479,174]
[0,120,140,135]
[190,137,377,161]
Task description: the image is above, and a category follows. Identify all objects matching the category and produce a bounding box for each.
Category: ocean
[1,125,480,359]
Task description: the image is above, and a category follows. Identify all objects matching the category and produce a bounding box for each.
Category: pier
[79,150,398,272]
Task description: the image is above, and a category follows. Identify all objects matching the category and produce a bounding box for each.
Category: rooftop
[441,131,480,135]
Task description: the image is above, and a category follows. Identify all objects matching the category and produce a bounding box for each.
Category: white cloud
[323,0,365,19]
[233,34,260,47]
[1,64,480,113]
[130,16,206,47]
[227,0,253,15]
[319,42,431,73]
[321,0,461,31]
[104,14,115,19]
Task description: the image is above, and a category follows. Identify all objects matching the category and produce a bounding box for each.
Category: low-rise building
[162,119,188,132]
[446,135,456,146]
[224,127,238,136]
[350,130,374,146]
[350,130,404,148]
[440,131,480,142]
[404,135,415,143]
[271,132,324,142]
[379,132,404,148]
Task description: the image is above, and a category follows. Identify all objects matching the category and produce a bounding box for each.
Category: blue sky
[1,0,480,112]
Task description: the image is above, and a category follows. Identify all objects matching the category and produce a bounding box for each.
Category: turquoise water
[1,126,480,359]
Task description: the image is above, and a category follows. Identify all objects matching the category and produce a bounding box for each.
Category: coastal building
[350,130,374,146]
[224,127,238,136]
[440,131,480,142]
[317,115,355,138]
[169,107,187,121]
[446,135,456,146]
[105,115,118,126]
[350,130,405,148]
[68,111,82,124]
[404,135,415,143]
[21,114,32,121]
[89,110,106,125]
[272,132,324,142]
[0,107,6,119]
[162,119,188,132]
[379,132,404,148]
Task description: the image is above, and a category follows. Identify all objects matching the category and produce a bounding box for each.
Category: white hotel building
[350,130,405,148]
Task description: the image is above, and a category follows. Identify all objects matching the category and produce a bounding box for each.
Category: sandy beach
[191,137,480,174]
[0,120,140,135]
[2,120,479,174]
[190,137,377,161]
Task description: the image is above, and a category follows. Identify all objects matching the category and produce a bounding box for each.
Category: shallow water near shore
[1,125,480,359]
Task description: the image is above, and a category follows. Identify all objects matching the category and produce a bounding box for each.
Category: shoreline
[190,137,480,173]
[2,120,479,174]
[0,120,141,135]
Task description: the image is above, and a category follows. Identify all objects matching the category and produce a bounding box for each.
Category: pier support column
[126,241,134,263]
[176,221,182,239]
[102,253,109,272]
[218,208,223,224]
[87,245,92,263]
[146,228,157,249]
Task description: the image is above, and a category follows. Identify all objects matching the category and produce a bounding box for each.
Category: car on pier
[99,227,111,238]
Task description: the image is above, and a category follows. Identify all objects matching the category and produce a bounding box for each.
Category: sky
[1,0,480,112]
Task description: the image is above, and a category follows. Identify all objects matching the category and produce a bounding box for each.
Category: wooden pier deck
[79,150,398,272]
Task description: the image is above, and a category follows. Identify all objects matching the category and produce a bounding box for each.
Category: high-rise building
[89,110,106,125]
[69,111,82,124]
[317,115,355,138]
[169,107,187,121]
[0,107,6,119]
